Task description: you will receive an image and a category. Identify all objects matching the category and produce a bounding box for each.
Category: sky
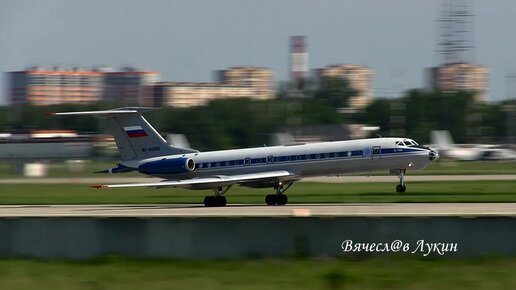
[1,0,516,105]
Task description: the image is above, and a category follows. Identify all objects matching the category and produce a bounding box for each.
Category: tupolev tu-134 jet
[51,107,439,207]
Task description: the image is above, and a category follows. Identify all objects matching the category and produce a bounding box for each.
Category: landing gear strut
[203,186,231,207]
[265,183,292,206]
[395,169,407,193]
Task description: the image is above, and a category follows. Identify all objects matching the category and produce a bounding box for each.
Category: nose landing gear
[391,169,407,193]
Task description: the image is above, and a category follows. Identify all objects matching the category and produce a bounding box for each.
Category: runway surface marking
[1,203,516,217]
[0,175,515,184]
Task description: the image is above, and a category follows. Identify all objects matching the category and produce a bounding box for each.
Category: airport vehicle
[52,108,439,206]
[430,130,516,161]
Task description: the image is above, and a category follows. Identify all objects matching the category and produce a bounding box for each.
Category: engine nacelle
[138,158,195,175]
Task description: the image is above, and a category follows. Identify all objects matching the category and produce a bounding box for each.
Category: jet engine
[138,158,195,175]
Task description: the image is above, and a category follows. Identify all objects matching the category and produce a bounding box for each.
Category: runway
[1,203,516,217]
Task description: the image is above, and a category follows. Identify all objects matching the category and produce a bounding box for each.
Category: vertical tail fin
[54,108,197,161]
[430,130,454,151]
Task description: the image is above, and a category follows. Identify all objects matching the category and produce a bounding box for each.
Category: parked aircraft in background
[52,108,439,207]
[430,130,516,161]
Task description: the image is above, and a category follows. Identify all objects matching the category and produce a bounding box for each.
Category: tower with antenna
[437,0,474,65]
[426,0,488,102]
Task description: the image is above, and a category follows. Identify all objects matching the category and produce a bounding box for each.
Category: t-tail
[51,107,198,162]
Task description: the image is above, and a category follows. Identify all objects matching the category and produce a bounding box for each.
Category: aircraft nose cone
[429,150,439,161]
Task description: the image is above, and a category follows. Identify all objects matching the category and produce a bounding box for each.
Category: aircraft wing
[92,170,295,190]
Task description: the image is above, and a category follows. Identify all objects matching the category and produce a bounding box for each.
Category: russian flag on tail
[124,126,148,138]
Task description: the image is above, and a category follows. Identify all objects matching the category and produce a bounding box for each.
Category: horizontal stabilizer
[49,107,158,117]
[94,163,135,174]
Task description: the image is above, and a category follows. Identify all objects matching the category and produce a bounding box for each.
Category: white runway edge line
[0,175,515,184]
[1,203,516,217]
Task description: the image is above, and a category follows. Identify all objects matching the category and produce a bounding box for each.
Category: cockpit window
[403,140,419,147]
[397,139,419,147]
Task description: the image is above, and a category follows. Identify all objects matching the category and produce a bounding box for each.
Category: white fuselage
[123,137,436,184]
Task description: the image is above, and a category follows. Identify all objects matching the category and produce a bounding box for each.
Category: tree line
[0,78,514,150]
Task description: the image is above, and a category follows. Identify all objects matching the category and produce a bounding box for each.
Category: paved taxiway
[1,203,516,217]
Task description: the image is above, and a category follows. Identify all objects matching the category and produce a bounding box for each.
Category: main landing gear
[203,186,231,207]
[265,183,292,206]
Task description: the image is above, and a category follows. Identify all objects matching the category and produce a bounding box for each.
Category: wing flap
[91,171,294,189]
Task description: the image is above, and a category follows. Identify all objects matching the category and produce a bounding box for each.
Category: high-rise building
[7,66,160,106]
[317,64,373,109]
[217,66,275,100]
[153,82,257,108]
[8,66,103,105]
[426,63,488,102]
[103,67,160,105]
[152,66,275,108]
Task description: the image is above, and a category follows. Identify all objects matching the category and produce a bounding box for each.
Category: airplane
[51,107,439,207]
[430,130,516,161]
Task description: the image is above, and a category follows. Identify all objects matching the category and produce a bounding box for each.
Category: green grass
[0,257,515,290]
[409,160,516,175]
[1,159,516,179]
[1,181,516,204]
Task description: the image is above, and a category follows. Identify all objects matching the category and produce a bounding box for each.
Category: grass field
[1,159,516,179]
[1,180,516,204]
[0,257,514,290]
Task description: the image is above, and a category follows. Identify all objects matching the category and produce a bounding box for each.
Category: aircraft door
[372,146,381,160]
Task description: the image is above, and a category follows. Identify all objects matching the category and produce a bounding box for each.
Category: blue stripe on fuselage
[192,147,426,171]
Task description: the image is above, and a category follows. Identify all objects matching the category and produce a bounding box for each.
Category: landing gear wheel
[215,196,227,207]
[265,183,293,205]
[277,194,288,206]
[203,195,227,207]
[396,184,406,193]
[265,194,277,206]
[204,196,216,207]
[265,194,288,205]
[203,186,231,207]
